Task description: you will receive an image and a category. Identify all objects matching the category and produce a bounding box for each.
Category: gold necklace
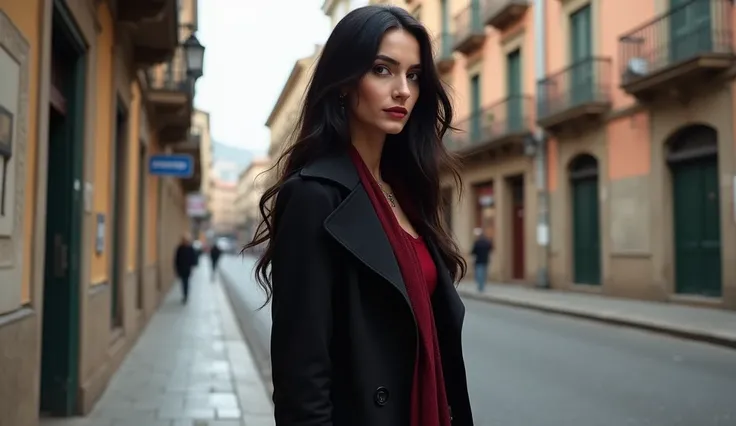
[379,183,397,208]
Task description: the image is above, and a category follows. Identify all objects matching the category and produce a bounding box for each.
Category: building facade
[210,179,239,236]
[235,157,271,243]
[192,108,214,206]
[0,0,205,424]
[400,0,736,310]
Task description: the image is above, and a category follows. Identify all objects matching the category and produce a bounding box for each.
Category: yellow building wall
[147,134,160,264]
[126,83,142,272]
[2,0,43,304]
[90,2,115,285]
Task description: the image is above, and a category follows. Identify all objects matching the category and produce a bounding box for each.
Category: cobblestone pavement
[41,261,274,426]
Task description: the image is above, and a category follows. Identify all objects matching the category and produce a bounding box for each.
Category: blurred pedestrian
[243,5,473,426]
[174,233,197,304]
[470,227,493,292]
[210,241,222,281]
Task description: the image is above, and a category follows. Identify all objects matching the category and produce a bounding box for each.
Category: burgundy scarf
[348,147,451,426]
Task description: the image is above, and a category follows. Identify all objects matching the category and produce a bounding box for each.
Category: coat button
[374,386,389,406]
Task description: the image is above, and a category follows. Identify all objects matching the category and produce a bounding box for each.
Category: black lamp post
[183,33,205,80]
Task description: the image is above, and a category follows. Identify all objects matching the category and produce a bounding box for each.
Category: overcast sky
[193,0,331,155]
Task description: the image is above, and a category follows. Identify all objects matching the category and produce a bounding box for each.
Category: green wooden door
[572,176,601,285]
[670,0,712,63]
[672,157,722,296]
[40,2,86,414]
[506,49,523,132]
[440,0,451,57]
[470,0,482,32]
[470,74,481,143]
[570,5,593,106]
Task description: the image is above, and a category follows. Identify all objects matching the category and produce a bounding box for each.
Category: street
[219,255,736,426]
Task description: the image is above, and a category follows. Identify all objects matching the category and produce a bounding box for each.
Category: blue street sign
[148,154,194,178]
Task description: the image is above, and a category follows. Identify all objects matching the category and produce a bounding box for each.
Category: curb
[218,266,274,394]
[458,290,736,351]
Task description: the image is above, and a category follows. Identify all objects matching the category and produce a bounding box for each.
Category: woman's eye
[373,65,390,75]
[408,72,420,81]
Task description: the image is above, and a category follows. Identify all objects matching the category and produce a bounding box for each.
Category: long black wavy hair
[244,5,465,305]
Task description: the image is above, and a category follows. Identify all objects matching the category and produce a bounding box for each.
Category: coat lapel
[300,152,412,309]
[426,239,466,330]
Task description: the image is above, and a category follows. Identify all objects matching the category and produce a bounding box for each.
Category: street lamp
[183,33,205,80]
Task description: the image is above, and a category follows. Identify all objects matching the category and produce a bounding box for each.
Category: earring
[339,93,346,113]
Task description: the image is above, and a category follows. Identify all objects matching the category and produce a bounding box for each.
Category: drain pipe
[533,0,551,289]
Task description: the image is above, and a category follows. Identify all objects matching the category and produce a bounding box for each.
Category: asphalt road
[219,254,736,426]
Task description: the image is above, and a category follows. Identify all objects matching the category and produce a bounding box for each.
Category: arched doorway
[667,124,721,297]
[569,154,601,285]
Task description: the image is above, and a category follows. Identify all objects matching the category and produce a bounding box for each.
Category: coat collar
[301,151,411,308]
[299,150,458,318]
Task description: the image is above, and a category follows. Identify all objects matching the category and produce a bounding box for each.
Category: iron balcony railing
[453,2,484,48]
[483,0,530,24]
[536,57,612,120]
[146,46,192,93]
[444,95,534,152]
[618,0,733,86]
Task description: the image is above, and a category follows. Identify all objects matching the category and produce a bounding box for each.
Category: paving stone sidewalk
[42,262,274,426]
[458,281,736,349]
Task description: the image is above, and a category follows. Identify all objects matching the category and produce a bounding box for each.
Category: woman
[245,5,473,426]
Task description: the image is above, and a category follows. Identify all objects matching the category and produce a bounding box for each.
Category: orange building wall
[147,136,160,264]
[90,2,116,285]
[599,0,655,110]
[3,0,44,304]
[607,112,651,179]
[547,138,559,192]
[126,82,142,272]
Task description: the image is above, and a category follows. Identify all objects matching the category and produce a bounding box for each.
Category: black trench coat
[270,151,474,426]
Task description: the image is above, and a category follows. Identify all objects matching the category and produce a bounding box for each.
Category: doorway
[569,154,601,285]
[136,142,147,311]
[668,125,721,297]
[473,181,494,236]
[110,101,128,328]
[508,175,525,280]
[39,2,87,416]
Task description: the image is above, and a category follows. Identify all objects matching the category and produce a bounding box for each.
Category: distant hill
[212,141,253,167]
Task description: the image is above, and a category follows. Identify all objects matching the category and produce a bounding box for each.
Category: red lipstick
[384,106,408,119]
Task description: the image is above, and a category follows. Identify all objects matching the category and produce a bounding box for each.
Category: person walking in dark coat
[242,6,473,426]
[471,227,493,293]
[174,233,198,304]
[209,242,222,281]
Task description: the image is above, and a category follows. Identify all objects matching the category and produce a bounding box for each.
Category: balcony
[145,46,194,144]
[444,95,534,156]
[453,3,486,54]
[618,0,735,99]
[436,32,456,73]
[117,0,179,65]
[537,57,612,131]
[484,0,530,30]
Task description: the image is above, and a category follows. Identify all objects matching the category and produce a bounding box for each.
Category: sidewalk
[42,262,274,426]
[458,281,736,349]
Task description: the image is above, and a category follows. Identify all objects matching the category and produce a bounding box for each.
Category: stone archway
[666,124,721,297]
[568,153,601,285]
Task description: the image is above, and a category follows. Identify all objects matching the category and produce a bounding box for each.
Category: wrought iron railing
[484,0,530,23]
[453,2,484,47]
[444,95,534,152]
[618,0,733,86]
[146,46,192,93]
[536,57,612,120]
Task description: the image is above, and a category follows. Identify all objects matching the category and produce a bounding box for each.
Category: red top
[405,232,438,296]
